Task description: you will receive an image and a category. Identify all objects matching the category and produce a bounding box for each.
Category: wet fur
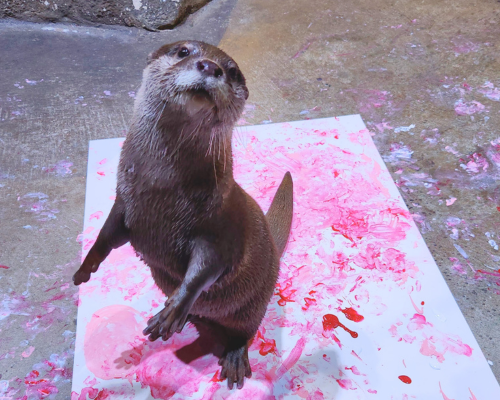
[73,41,293,389]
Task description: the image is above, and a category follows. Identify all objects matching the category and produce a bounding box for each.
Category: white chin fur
[174,69,226,92]
[174,69,204,88]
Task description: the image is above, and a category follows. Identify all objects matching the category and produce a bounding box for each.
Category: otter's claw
[143,300,189,342]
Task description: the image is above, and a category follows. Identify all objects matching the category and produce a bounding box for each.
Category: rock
[0,0,212,30]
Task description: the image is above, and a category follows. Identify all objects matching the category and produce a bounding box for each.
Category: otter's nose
[196,60,223,78]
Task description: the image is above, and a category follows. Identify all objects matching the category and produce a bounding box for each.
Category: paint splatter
[398,375,412,384]
[454,100,485,116]
[340,307,364,322]
[323,314,358,338]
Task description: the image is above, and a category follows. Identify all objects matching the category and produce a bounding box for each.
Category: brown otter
[73,40,293,390]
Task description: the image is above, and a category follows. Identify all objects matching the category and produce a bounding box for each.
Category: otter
[73,40,293,390]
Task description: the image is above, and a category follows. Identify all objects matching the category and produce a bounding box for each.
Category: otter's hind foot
[219,339,252,389]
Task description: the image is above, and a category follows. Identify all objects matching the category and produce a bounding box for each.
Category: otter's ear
[146,51,156,65]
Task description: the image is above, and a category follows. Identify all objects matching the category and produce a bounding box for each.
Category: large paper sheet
[71,115,500,399]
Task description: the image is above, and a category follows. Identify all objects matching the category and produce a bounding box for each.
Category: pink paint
[439,382,456,400]
[83,305,147,380]
[274,337,306,381]
[22,346,35,358]
[336,378,356,390]
[420,336,472,363]
[42,160,73,176]
[469,388,478,400]
[461,153,489,174]
[351,350,363,361]
[454,100,485,116]
[450,257,467,275]
[409,294,424,314]
[446,197,457,206]
[292,42,312,59]
[89,211,103,221]
[478,81,500,102]
[345,365,362,375]
[407,314,431,332]
[99,158,108,165]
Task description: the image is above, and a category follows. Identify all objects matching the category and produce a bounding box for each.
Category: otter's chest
[117,158,220,265]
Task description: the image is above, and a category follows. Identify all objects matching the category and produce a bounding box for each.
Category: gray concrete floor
[0,0,499,398]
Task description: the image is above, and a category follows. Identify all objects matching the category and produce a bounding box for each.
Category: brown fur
[73,41,293,389]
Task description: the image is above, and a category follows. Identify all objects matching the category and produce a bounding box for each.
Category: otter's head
[138,41,248,128]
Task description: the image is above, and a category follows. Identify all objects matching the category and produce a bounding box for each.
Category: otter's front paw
[72,256,102,285]
[219,344,252,390]
[143,299,189,342]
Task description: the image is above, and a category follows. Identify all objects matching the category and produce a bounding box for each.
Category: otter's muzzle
[196,60,223,79]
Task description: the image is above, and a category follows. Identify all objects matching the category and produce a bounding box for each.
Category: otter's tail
[266,172,294,257]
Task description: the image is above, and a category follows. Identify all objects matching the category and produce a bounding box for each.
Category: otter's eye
[228,67,238,80]
[178,47,190,58]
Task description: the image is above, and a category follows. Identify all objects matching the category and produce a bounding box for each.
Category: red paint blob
[398,375,412,384]
[323,314,358,338]
[302,297,317,310]
[0,265,9,269]
[421,301,425,305]
[341,307,365,322]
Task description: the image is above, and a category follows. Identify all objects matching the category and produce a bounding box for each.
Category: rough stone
[0,0,211,30]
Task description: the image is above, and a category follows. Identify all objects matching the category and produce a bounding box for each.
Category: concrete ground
[0,0,499,398]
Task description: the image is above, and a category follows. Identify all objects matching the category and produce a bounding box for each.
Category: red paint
[341,307,364,322]
[421,301,425,305]
[275,281,296,306]
[497,206,500,212]
[398,375,412,384]
[97,171,105,176]
[302,297,317,310]
[477,269,500,277]
[322,314,358,338]
[210,370,224,382]
[0,265,9,269]
[255,331,278,356]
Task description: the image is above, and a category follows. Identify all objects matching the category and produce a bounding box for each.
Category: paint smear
[340,307,364,322]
